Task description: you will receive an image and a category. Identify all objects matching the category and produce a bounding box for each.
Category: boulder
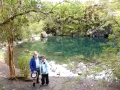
[41,31,48,38]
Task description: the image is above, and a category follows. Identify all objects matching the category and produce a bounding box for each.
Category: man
[30,51,41,87]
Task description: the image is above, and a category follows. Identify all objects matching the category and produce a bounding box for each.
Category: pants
[41,74,49,85]
[36,68,40,75]
[36,68,40,83]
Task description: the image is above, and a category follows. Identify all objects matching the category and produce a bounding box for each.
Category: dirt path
[0,61,120,90]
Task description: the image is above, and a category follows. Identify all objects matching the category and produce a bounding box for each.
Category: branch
[0,9,51,26]
[0,0,72,26]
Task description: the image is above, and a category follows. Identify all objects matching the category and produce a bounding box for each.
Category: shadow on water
[14,36,109,64]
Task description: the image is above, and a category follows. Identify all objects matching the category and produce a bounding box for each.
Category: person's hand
[33,71,37,74]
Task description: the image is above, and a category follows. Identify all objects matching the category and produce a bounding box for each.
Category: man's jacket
[29,56,41,72]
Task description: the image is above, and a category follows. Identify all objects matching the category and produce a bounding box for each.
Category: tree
[0,0,45,79]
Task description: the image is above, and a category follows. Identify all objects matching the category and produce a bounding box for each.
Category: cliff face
[87,25,113,38]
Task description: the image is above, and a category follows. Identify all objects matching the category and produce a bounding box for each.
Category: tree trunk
[8,37,16,79]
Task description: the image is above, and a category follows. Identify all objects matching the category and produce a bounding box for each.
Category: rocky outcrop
[41,31,48,38]
[40,31,52,38]
[87,25,113,38]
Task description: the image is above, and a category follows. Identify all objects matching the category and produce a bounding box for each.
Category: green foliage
[43,1,84,35]
[100,47,120,79]
[42,1,116,36]
[28,20,45,35]
[17,51,32,79]
[0,84,2,90]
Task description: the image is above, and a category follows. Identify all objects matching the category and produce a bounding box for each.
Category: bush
[0,84,2,90]
[17,51,32,79]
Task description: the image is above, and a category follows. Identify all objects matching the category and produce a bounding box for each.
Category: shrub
[17,51,32,79]
[0,84,2,90]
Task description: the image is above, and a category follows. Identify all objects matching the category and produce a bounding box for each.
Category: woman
[39,56,49,86]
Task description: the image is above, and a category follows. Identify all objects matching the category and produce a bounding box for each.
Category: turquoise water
[15,36,109,63]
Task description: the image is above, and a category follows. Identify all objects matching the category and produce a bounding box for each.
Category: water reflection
[15,36,109,63]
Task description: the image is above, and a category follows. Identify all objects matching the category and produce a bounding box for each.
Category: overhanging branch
[0,9,52,26]
[0,0,71,26]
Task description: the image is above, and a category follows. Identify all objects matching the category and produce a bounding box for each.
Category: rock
[24,50,30,53]
[77,62,86,69]
[78,72,82,75]
[47,33,52,37]
[41,31,48,38]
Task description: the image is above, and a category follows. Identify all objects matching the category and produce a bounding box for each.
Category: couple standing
[29,51,49,87]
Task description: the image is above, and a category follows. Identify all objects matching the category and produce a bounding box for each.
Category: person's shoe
[45,84,48,86]
[33,83,35,87]
[40,84,43,87]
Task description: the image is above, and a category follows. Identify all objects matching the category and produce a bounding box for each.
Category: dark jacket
[29,56,41,72]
